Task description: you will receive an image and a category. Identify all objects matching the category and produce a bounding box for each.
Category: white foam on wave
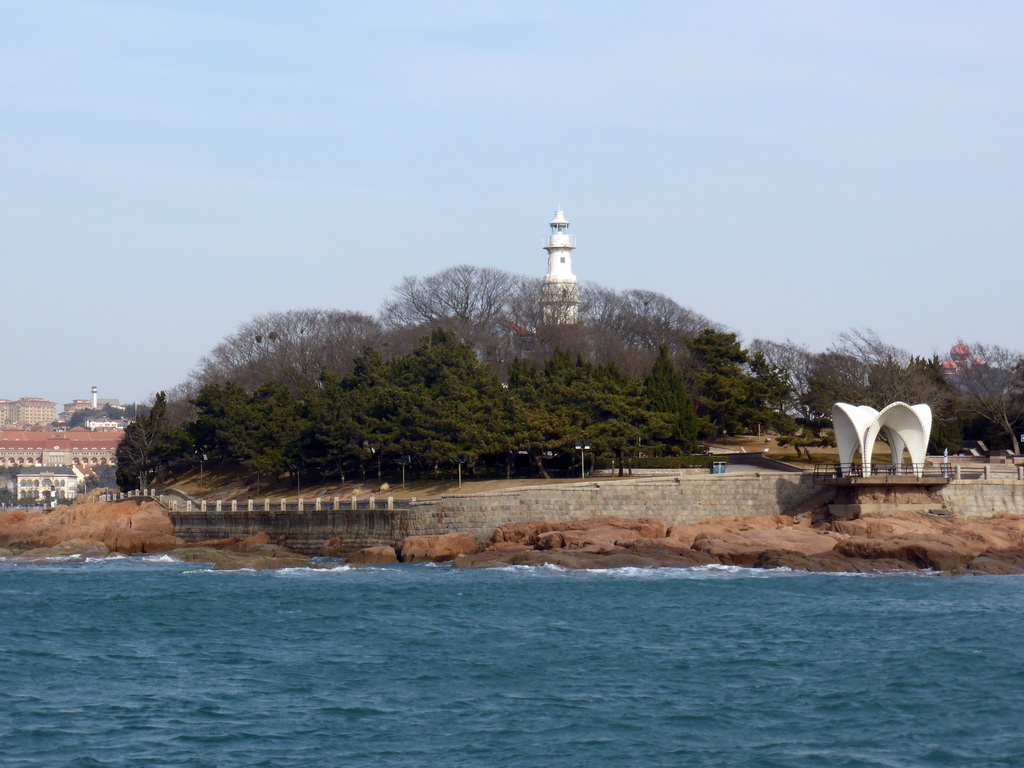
[494,563,570,576]
[139,554,177,564]
[83,555,124,564]
[180,564,356,577]
[17,554,83,563]
[494,563,811,580]
[272,565,353,577]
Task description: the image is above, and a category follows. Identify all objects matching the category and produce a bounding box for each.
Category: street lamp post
[574,440,591,479]
[453,453,468,489]
[397,454,411,489]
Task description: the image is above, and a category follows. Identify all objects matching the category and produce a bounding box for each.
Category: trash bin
[711,461,726,475]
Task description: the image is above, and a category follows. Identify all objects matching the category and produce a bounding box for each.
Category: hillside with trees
[116,266,1024,491]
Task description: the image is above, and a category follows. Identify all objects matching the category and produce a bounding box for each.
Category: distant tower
[541,209,580,324]
[91,386,98,410]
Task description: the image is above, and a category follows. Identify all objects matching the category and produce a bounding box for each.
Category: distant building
[0,428,121,468]
[15,466,83,503]
[941,344,984,376]
[59,387,121,422]
[84,420,129,430]
[1,398,58,428]
[61,400,94,420]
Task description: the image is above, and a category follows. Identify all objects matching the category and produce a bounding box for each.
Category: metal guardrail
[811,463,1022,482]
[813,463,935,480]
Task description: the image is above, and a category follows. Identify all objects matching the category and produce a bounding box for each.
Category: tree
[776,428,836,461]
[190,309,383,393]
[749,338,813,421]
[832,329,952,412]
[384,329,507,471]
[687,329,755,437]
[746,350,797,434]
[805,350,870,418]
[590,362,671,475]
[950,342,1024,454]
[643,346,699,453]
[591,288,715,355]
[190,381,252,461]
[115,393,184,490]
[504,350,595,478]
[300,371,359,481]
[381,265,522,338]
[242,381,308,479]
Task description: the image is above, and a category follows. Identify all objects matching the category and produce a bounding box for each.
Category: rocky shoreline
[0,501,313,570]
[385,511,1024,575]
[2,500,1024,575]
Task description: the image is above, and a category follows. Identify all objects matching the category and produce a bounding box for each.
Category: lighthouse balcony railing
[543,235,576,248]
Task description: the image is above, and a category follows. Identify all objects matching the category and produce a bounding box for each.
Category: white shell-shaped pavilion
[832,402,933,476]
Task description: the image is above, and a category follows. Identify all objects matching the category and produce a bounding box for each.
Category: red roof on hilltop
[0,429,123,450]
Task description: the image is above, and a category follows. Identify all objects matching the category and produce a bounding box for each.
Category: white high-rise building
[540,209,580,325]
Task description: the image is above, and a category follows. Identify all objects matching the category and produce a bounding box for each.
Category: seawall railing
[100,490,414,513]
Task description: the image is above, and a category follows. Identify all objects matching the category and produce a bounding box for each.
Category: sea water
[1,558,1022,768]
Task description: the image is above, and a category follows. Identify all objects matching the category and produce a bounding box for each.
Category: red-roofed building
[1,397,58,428]
[941,344,983,376]
[0,427,121,468]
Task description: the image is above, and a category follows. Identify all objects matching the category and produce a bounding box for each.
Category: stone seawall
[938,480,1024,518]
[170,474,826,555]
[167,475,1024,555]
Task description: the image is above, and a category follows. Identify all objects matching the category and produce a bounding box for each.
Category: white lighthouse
[540,209,580,325]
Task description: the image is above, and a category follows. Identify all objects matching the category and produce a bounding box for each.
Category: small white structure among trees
[832,402,933,476]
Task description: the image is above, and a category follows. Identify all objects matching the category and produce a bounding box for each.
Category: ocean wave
[272,565,354,577]
[482,562,927,581]
[12,554,85,563]
[179,564,357,577]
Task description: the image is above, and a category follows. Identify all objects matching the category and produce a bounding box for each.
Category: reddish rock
[961,554,1024,575]
[0,501,184,555]
[193,536,245,549]
[452,550,521,569]
[320,537,345,557]
[397,533,478,563]
[190,532,272,553]
[484,542,533,554]
[19,539,111,559]
[689,524,841,567]
[535,531,566,550]
[167,546,313,570]
[833,534,981,571]
[491,517,668,551]
[753,549,861,573]
[501,550,660,569]
[832,511,948,539]
[347,546,399,565]
[233,532,272,552]
[948,518,1024,552]
[576,542,627,555]
[626,544,719,567]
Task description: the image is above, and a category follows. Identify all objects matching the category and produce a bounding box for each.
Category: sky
[3,1,1022,405]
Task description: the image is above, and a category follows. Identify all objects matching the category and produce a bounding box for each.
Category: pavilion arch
[833,402,932,476]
